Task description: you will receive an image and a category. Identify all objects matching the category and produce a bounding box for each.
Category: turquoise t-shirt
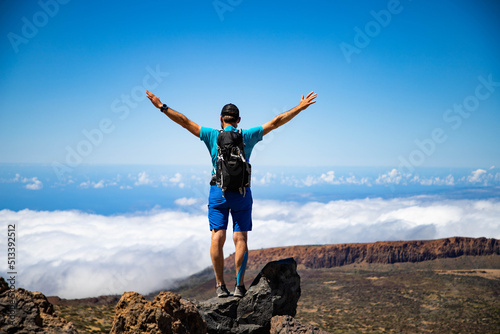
[200,125,263,173]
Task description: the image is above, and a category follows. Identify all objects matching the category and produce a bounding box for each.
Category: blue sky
[1,0,499,170]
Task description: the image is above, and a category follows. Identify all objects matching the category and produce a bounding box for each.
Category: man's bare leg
[210,229,227,287]
[233,231,248,284]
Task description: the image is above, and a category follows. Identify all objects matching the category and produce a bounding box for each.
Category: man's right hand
[146,90,163,109]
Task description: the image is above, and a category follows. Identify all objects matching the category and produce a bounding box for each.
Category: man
[146,90,317,297]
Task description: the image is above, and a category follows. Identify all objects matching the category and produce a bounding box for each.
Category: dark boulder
[197,257,301,334]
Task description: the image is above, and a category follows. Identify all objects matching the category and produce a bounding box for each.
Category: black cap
[221,103,239,118]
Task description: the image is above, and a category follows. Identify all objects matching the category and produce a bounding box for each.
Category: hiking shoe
[233,285,247,298]
[216,284,230,298]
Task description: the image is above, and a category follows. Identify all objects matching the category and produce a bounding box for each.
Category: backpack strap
[238,129,245,146]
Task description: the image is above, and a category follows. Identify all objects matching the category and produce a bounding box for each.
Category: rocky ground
[296,256,500,333]
[51,304,115,333]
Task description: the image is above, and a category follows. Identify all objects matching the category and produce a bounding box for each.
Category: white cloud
[320,170,335,183]
[174,197,201,206]
[169,173,182,183]
[281,170,371,187]
[376,169,403,185]
[442,174,456,186]
[79,179,108,189]
[465,168,500,186]
[1,196,499,299]
[157,173,187,188]
[468,169,487,183]
[169,173,185,188]
[80,180,106,189]
[79,181,90,188]
[253,172,277,186]
[134,171,153,186]
[23,177,43,190]
[1,174,44,190]
[463,169,500,186]
[0,208,210,299]
[410,174,455,186]
[375,170,462,187]
[93,180,105,189]
[294,168,500,188]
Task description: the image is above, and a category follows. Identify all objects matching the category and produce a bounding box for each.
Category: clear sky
[1,0,499,170]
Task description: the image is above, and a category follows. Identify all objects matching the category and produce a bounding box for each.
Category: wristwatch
[160,104,168,112]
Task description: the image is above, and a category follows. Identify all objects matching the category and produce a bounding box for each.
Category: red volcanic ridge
[225,237,499,272]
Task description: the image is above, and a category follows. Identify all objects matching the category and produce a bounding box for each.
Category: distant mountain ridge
[224,237,499,272]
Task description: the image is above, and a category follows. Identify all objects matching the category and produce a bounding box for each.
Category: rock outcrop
[197,257,301,334]
[110,258,302,334]
[110,290,206,334]
[0,276,78,334]
[271,315,330,334]
[225,237,500,271]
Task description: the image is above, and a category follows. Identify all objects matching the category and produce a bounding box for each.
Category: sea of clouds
[1,194,499,299]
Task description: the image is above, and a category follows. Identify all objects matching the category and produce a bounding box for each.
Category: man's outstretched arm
[262,91,317,136]
[146,90,201,137]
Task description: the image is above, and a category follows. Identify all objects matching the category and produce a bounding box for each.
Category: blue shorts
[208,185,253,232]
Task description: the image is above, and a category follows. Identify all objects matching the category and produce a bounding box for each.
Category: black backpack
[215,129,251,196]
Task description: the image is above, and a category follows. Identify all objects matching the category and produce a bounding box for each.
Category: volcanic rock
[110,290,206,334]
[270,315,330,334]
[197,257,301,334]
[0,276,78,334]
